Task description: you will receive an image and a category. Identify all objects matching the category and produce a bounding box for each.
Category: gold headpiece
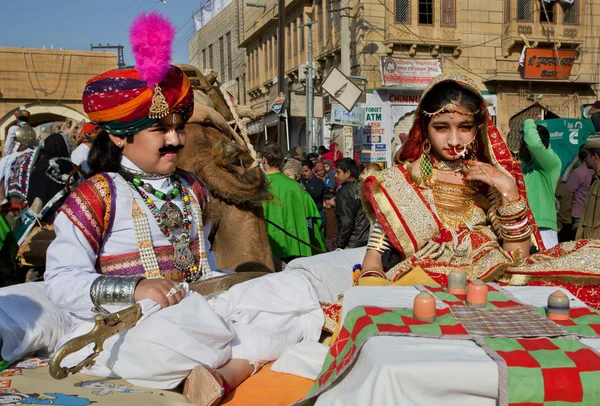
[422,103,479,120]
[149,85,170,119]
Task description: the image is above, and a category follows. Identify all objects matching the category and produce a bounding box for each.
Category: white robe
[45,157,323,389]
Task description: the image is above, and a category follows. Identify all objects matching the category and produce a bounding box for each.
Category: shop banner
[538,118,595,176]
[331,103,366,127]
[522,49,576,80]
[361,106,388,162]
[380,57,442,89]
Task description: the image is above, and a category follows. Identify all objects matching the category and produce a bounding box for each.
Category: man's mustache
[159,145,184,154]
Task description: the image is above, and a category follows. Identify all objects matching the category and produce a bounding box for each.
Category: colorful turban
[79,122,102,142]
[15,108,30,121]
[82,66,193,137]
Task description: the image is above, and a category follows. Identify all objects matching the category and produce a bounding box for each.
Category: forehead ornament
[422,102,479,120]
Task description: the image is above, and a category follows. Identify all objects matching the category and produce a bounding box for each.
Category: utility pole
[277,0,287,150]
[340,0,350,75]
[300,20,316,152]
[91,44,125,69]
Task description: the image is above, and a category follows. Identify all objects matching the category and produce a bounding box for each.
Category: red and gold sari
[362,73,600,308]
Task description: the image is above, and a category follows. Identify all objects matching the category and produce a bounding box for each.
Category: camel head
[178,103,271,207]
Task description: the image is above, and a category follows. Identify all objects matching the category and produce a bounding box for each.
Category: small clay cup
[448,268,467,296]
[547,290,570,321]
[413,292,436,322]
[466,280,488,308]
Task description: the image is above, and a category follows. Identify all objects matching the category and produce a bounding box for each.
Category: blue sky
[0,0,200,65]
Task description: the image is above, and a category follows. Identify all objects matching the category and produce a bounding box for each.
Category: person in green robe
[261,144,326,263]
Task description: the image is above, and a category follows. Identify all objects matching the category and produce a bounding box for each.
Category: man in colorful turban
[70,122,102,174]
[4,107,37,156]
[45,11,323,406]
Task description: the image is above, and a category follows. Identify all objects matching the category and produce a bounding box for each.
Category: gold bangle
[359,267,386,279]
[497,198,527,217]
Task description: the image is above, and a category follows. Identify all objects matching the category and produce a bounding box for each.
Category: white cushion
[0,282,71,361]
[285,248,365,303]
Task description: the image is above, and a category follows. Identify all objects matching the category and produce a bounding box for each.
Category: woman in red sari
[360,73,600,307]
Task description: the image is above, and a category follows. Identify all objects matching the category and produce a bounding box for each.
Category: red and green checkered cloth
[482,337,600,405]
[297,285,600,406]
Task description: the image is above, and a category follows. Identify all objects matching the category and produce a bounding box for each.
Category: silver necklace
[119,165,175,180]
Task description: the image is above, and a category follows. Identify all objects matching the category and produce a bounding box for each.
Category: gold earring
[420,139,433,181]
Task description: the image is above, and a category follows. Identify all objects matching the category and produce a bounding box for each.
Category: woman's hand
[463,160,519,203]
[134,278,186,308]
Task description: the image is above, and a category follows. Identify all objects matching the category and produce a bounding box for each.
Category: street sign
[321,68,363,112]
[270,92,286,115]
[331,103,365,127]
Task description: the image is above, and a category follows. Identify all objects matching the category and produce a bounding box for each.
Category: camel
[179,102,274,273]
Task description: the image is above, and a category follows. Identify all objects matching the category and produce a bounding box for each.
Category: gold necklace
[433,160,464,172]
[430,174,478,230]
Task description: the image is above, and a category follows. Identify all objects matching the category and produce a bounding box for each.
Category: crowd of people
[517,119,600,248]
[260,141,382,267]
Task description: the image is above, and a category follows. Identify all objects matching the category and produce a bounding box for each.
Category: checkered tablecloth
[298,284,600,406]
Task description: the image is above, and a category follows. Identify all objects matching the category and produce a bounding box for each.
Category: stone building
[189,0,246,105]
[0,47,117,148]
[240,0,600,166]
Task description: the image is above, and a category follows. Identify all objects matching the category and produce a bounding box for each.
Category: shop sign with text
[522,48,576,80]
[380,57,442,89]
[360,106,388,162]
[331,103,366,127]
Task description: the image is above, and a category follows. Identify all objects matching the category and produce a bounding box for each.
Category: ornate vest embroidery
[59,172,116,253]
[7,149,39,200]
[97,239,201,280]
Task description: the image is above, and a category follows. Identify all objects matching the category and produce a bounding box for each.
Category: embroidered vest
[7,148,39,201]
[59,170,209,276]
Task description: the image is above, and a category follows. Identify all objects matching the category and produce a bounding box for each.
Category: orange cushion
[222,363,314,405]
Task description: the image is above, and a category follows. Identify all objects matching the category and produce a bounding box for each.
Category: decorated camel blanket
[298,284,600,406]
[0,359,313,406]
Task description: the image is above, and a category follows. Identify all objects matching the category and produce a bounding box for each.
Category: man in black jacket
[335,158,370,249]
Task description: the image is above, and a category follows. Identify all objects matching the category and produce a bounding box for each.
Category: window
[300,16,305,51]
[219,37,225,81]
[226,32,232,81]
[539,1,555,23]
[209,44,214,69]
[242,74,246,104]
[264,40,268,74]
[517,0,533,21]
[563,0,579,24]
[293,21,298,56]
[333,4,340,30]
[255,48,259,78]
[248,53,252,84]
[316,2,323,42]
[269,37,273,70]
[395,0,410,23]
[202,49,206,70]
[419,0,433,25]
[287,25,292,59]
[274,35,278,70]
[504,0,511,23]
[326,0,332,36]
[441,0,455,26]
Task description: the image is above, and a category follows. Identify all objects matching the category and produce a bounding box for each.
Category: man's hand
[134,279,185,308]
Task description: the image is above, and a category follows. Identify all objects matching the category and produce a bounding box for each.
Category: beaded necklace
[121,171,201,282]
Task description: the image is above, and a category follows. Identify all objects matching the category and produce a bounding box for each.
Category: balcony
[501,21,583,57]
